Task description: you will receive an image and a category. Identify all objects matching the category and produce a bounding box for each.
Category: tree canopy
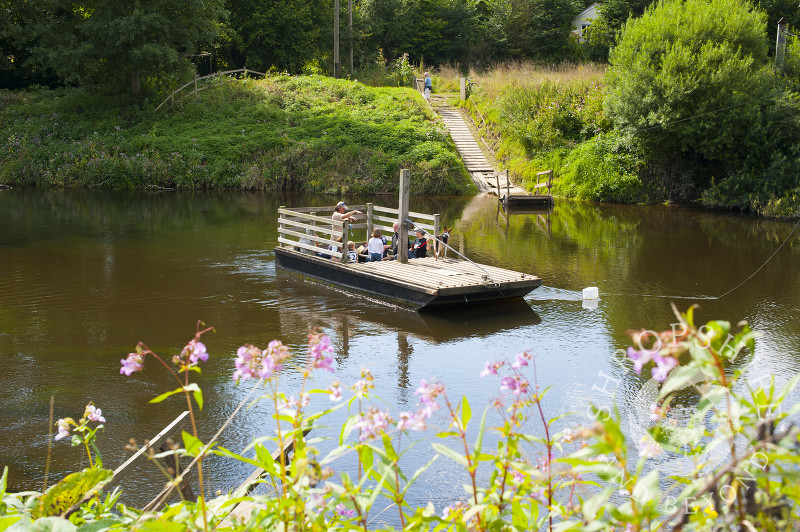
[605,0,771,170]
[5,0,226,94]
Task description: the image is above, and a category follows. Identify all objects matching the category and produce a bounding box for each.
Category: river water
[1,189,799,514]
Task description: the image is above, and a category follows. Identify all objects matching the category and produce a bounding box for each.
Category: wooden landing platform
[503,194,554,207]
[274,248,541,311]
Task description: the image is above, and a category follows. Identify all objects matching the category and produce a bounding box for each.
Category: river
[1,189,798,515]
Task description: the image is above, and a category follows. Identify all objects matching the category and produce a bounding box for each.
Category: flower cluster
[54,402,106,442]
[120,352,143,376]
[233,340,292,382]
[626,346,678,382]
[327,380,343,402]
[307,330,334,373]
[181,339,208,365]
[396,378,446,433]
[352,367,374,399]
[355,406,393,442]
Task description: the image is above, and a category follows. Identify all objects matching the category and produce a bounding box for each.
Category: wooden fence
[155,68,267,112]
[277,204,441,263]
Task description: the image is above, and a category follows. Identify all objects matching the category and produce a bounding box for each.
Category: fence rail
[277,204,440,263]
[155,68,267,112]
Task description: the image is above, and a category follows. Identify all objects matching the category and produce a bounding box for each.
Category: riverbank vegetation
[2,309,799,530]
[458,0,800,218]
[0,75,472,194]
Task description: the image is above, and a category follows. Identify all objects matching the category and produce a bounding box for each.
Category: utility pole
[776,17,788,74]
[334,0,340,78]
[348,0,353,76]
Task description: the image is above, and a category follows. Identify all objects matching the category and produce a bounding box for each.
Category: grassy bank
[0,75,474,195]
[453,63,647,204]
[439,62,800,218]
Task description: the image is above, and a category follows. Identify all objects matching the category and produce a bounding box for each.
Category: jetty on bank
[424,88,554,208]
[274,170,541,310]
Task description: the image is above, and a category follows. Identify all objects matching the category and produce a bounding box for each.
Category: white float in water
[582,286,599,300]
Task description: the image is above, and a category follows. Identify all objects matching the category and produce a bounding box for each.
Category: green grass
[0,75,473,194]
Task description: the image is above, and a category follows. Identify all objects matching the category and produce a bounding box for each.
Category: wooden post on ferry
[340,221,349,263]
[398,169,410,263]
[366,203,374,240]
[433,214,440,241]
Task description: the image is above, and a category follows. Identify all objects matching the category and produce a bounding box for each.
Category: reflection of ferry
[276,270,542,344]
[274,202,541,311]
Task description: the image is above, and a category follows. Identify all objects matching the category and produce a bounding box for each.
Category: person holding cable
[331,201,362,234]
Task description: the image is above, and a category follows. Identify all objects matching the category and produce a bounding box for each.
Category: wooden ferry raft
[275,202,541,311]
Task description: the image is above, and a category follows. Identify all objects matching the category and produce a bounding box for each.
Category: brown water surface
[1,189,798,510]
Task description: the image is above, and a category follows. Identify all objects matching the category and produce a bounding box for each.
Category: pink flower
[480,360,505,377]
[626,346,652,374]
[233,344,261,381]
[278,395,298,412]
[335,503,356,518]
[328,380,343,402]
[500,374,529,396]
[355,407,393,442]
[120,353,143,376]
[397,411,426,432]
[84,404,105,423]
[652,354,678,382]
[511,350,534,369]
[415,379,445,418]
[308,331,335,372]
[638,436,663,458]
[54,419,70,441]
[182,339,208,365]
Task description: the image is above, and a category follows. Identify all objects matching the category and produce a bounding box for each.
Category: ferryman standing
[331,201,361,233]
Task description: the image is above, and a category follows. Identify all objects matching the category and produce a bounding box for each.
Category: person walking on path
[424,72,432,100]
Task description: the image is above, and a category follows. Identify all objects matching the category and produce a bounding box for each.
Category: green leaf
[461,396,471,428]
[431,443,469,467]
[660,365,704,399]
[181,431,203,456]
[28,517,77,532]
[33,468,113,518]
[76,519,123,532]
[149,387,184,404]
[0,515,24,532]
[474,407,488,455]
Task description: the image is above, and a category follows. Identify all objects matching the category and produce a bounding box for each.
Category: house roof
[576,3,602,20]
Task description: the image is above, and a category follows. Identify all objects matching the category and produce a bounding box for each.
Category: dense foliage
[2,307,799,530]
[2,0,227,94]
[0,76,472,194]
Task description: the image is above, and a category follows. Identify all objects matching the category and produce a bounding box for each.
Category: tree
[605,0,772,195]
[507,0,579,61]
[10,0,226,95]
[223,0,330,74]
[583,0,655,61]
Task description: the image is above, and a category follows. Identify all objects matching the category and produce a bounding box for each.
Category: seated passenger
[409,229,428,258]
[299,228,317,254]
[346,241,358,263]
[367,228,387,262]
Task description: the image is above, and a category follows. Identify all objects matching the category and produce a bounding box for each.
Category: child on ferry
[367,228,386,262]
[346,241,358,263]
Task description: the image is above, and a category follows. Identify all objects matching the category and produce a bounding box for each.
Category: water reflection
[1,188,799,512]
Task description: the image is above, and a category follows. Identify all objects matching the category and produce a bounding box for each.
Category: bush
[552,131,644,202]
